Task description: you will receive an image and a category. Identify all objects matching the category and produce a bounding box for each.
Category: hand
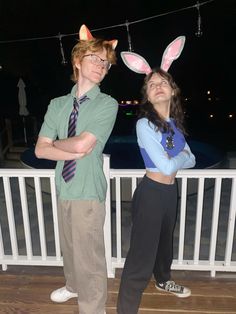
[182,149,190,157]
[75,153,86,159]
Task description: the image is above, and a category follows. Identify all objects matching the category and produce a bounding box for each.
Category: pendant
[166,130,175,149]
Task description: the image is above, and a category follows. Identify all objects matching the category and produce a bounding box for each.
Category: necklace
[166,129,175,149]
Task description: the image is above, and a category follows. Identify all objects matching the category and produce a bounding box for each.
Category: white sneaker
[50,286,78,303]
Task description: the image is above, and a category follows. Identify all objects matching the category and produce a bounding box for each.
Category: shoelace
[165,281,183,292]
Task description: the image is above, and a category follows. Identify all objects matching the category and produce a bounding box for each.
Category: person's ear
[75,60,81,70]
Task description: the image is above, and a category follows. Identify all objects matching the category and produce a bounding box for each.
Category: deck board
[0,266,236,313]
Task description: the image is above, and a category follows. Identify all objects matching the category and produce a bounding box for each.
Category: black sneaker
[155,280,191,298]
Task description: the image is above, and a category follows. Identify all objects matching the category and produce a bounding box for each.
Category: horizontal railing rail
[0,156,236,278]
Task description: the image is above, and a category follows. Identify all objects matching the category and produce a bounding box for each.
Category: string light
[58,33,67,65]
[195,1,203,37]
[0,0,214,65]
[0,0,214,45]
[125,20,133,52]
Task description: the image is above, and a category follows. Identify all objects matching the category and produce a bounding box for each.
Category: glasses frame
[82,54,111,70]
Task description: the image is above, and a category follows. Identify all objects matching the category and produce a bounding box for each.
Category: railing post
[103,154,115,278]
[0,224,7,271]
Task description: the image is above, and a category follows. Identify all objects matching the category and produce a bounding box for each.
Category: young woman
[117,68,196,314]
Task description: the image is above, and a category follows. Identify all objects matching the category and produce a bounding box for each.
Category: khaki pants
[57,199,107,314]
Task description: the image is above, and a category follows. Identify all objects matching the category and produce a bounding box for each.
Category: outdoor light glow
[207,90,211,95]
[209,114,214,118]
[229,114,233,118]
[119,100,141,106]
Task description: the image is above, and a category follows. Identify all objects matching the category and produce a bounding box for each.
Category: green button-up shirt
[39,84,118,201]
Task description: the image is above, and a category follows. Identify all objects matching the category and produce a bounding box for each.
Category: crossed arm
[35,131,97,161]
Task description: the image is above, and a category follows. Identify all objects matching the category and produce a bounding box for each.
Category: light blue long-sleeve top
[136,118,196,176]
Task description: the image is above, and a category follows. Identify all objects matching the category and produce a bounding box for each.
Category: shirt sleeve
[182,142,196,169]
[136,119,194,175]
[86,97,118,145]
[38,99,58,140]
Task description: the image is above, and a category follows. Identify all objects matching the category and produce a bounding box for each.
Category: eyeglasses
[82,54,111,70]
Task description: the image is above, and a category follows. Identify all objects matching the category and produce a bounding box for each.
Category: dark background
[0,0,235,151]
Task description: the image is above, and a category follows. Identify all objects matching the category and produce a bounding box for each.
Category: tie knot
[73,95,89,111]
[79,95,89,104]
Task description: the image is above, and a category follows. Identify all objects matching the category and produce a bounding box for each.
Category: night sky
[0,0,235,149]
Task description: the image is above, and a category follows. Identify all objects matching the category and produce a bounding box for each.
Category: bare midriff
[146,170,177,185]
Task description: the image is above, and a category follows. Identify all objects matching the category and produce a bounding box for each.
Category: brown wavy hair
[71,38,117,82]
[139,67,186,134]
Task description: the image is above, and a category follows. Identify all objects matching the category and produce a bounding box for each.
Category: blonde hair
[71,38,117,82]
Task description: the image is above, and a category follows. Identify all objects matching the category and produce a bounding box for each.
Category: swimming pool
[20,136,225,170]
[103,136,225,169]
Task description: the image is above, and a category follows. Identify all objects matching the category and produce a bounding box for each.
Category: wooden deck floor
[0,266,236,313]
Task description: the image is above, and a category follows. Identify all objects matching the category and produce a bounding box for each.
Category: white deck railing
[0,156,236,278]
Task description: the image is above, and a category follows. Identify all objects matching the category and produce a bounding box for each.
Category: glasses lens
[105,61,111,70]
[90,54,111,70]
[90,54,99,65]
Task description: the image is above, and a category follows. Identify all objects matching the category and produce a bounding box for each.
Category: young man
[35,25,118,314]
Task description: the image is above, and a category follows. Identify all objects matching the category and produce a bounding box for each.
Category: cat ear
[79,24,94,40]
[120,51,151,75]
[161,36,186,71]
[79,25,118,49]
[106,39,118,50]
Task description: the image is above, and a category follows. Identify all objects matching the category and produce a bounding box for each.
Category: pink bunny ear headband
[79,24,118,50]
[120,36,185,74]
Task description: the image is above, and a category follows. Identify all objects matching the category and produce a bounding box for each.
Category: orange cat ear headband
[79,24,118,50]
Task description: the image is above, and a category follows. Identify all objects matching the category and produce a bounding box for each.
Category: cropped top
[136,118,196,175]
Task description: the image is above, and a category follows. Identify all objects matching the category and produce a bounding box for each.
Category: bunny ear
[79,24,94,41]
[120,51,152,75]
[106,39,118,50]
[160,36,186,72]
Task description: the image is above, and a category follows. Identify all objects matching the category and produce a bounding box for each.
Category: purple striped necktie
[62,95,89,182]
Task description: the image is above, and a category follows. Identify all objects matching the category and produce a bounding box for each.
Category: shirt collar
[70,84,100,101]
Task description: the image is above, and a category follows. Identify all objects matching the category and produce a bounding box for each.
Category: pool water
[103,136,225,169]
[20,136,225,170]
